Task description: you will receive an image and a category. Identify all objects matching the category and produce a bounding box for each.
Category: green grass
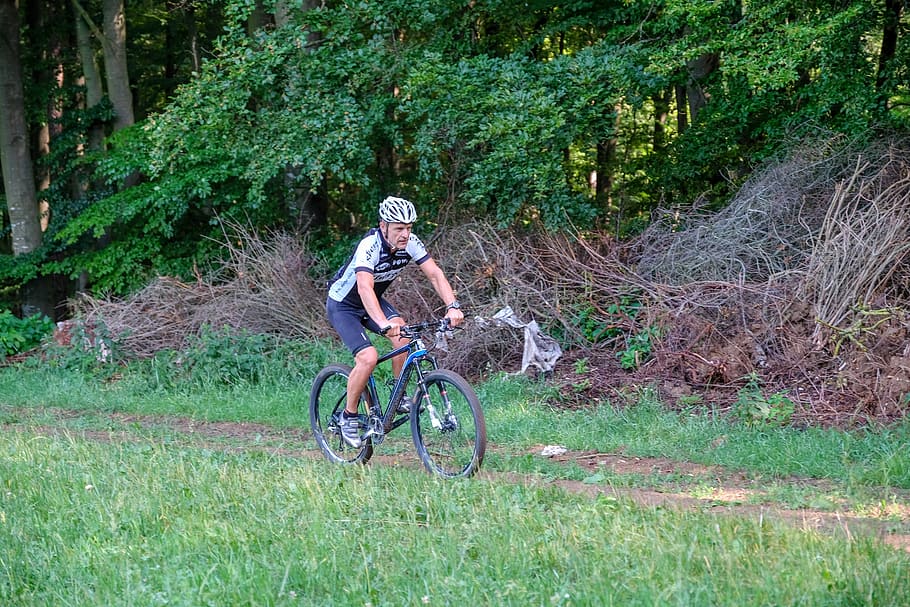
[2,431,908,607]
[1,343,909,605]
[2,361,910,491]
[477,378,910,489]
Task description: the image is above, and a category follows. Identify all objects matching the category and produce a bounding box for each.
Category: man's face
[381,221,412,251]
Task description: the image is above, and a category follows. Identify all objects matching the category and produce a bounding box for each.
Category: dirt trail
[4,408,909,553]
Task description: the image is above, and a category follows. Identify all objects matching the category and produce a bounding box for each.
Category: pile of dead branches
[801,147,910,346]
[74,223,330,358]
[552,136,910,425]
[637,135,868,285]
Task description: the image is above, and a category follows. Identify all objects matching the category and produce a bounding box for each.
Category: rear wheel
[310,364,374,465]
[411,369,486,478]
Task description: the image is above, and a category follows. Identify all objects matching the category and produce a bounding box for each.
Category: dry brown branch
[393,223,567,376]
[199,221,329,338]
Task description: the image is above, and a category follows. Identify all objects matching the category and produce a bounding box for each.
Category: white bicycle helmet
[379,196,417,224]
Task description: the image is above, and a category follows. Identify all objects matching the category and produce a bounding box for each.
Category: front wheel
[411,369,486,478]
[310,364,374,465]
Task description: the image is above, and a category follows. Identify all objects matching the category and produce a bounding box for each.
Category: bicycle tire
[410,369,486,478]
[310,363,374,465]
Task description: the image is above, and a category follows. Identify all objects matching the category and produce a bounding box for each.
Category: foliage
[733,373,796,428]
[178,326,283,387]
[400,43,642,228]
[618,325,662,370]
[644,0,894,201]
[567,293,642,346]
[52,5,400,292]
[40,318,119,379]
[0,311,54,357]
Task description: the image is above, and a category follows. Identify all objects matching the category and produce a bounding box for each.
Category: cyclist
[326,196,464,448]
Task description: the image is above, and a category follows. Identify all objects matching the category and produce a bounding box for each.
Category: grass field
[1,342,909,606]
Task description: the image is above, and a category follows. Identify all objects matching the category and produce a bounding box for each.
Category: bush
[0,311,54,357]
[179,326,279,386]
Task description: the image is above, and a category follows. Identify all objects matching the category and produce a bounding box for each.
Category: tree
[101,0,134,132]
[73,0,105,153]
[0,0,52,316]
[877,0,902,97]
[26,0,68,234]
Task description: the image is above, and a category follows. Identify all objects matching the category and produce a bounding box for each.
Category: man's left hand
[445,307,464,327]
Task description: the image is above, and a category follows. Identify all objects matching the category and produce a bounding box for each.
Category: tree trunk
[594,140,614,208]
[594,104,621,214]
[283,0,328,230]
[675,83,687,133]
[27,0,64,233]
[102,0,134,132]
[877,0,902,96]
[684,1,738,125]
[0,0,53,317]
[246,0,270,35]
[184,2,201,73]
[275,0,291,27]
[685,53,718,124]
[302,0,323,46]
[652,88,671,151]
[165,1,178,99]
[73,0,104,152]
[72,0,107,293]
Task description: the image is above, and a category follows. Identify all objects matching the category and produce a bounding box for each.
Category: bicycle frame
[361,335,439,442]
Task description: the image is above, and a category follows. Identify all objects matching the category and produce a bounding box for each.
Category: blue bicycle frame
[361,335,439,443]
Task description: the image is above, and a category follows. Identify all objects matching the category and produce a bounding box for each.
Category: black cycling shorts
[326,297,401,355]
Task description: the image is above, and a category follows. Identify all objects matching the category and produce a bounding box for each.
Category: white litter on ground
[540,445,568,457]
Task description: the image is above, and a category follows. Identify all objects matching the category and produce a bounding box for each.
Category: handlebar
[398,318,456,340]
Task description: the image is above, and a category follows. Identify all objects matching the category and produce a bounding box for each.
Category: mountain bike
[309,319,486,478]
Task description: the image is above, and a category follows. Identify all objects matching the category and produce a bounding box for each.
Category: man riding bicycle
[326,196,464,448]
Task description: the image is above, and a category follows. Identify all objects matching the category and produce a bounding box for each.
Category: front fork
[412,364,456,431]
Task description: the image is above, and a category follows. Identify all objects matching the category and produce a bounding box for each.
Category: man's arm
[356,271,394,331]
[419,258,464,326]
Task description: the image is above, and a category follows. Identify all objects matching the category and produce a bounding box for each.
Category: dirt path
[4,407,909,552]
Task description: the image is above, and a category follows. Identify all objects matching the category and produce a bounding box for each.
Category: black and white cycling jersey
[327,227,431,307]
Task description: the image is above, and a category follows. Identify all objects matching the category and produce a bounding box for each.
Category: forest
[3,0,910,423]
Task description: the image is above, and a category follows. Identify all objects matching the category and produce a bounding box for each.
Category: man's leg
[327,299,378,417]
[346,346,378,414]
[327,299,380,448]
